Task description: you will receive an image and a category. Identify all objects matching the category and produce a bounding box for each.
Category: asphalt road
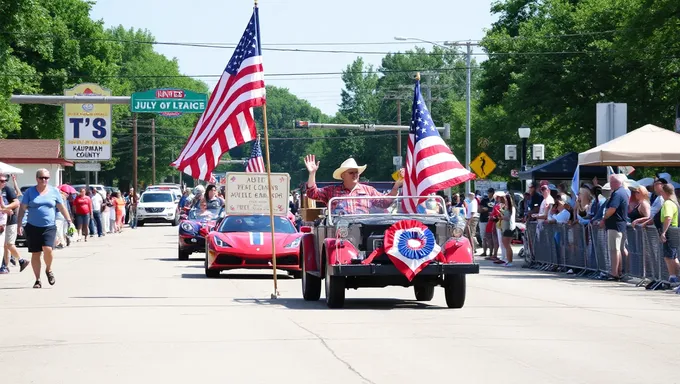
[1,224,679,384]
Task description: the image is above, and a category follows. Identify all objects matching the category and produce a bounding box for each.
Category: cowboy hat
[332,158,367,180]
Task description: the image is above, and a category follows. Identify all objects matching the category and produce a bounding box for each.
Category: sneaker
[9,257,17,267]
[504,262,514,267]
[18,259,29,272]
[0,266,8,274]
[670,276,679,284]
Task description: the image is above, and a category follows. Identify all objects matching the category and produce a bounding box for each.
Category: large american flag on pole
[171,6,265,180]
[402,79,476,213]
[245,136,265,173]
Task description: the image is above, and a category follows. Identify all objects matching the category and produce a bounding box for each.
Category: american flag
[171,7,265,180]
[245,136,265,173]
[209,172,217,184]
[402,79,476,213]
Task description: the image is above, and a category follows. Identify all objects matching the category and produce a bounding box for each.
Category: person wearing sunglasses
[16,169,72,288]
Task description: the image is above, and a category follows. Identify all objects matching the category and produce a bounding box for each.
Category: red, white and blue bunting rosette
[383,220,442,281]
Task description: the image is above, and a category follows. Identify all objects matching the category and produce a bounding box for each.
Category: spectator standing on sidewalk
[464,192,479,254]
[90,187,104,237]
[0,174,29,273]
[600,174,629,279]
[658,183,680,284]
[73,188,93,242]
[479,188,495,256]
[112,192,126,232]
[17,169,72,288]
[127,188,139,229]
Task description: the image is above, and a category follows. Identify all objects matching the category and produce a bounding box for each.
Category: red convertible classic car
[204,214,303,278]
[299,195,479,308]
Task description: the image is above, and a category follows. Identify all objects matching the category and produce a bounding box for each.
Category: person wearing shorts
[0,174,29,273]
[600,174,628,279]
[17,169,72,288]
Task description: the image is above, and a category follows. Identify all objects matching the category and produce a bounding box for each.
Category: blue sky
[90,0,497,116]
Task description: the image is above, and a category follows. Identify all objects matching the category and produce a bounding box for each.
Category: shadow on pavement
[71,296,169,299]
[151,257,205,262]
[181,272,293,280]
[232,297,446,310]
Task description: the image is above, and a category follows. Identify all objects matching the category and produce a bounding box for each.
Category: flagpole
[255,0,279,299]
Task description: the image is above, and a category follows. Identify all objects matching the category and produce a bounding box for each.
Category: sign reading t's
[63,83,112,161]
[69,117,108,139]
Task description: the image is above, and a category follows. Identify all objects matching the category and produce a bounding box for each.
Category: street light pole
[518,125,531,192]
[464,42,472,195]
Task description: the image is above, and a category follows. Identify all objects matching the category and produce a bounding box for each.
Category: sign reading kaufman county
[130,88,207,116]
[63,83,112,161]
[225,172,290,215]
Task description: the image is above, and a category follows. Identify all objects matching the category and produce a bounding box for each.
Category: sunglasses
[37,176,50,180]
[0,179,7,183]
[347,171,358,175]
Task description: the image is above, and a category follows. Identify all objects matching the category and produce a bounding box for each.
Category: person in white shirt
[464,192,479,254]
[500,194,516,267]
[90,188,104,237]
[532,184,555,224]
[548,200,571,224]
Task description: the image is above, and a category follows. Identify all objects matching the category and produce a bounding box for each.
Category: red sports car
[204,214,303,278]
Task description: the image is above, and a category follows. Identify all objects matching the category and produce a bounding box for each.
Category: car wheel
[204,256,220,278]
[171,216,179,226]
[413,284,435,301]
[324,262,345,308]
[137,220,145,227]
[301,256,321,301]
[444,274,466,308]
[178,245,189,261]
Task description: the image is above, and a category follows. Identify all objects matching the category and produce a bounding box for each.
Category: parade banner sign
[63,83,112,161]
[130,88,207,117]
[225,172,290,215]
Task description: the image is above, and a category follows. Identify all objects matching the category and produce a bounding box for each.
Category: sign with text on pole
[225,172,290,215]
[75,162,101,172]
[469,152,496,179]
[63,83,111,161]
[130,88,207,117]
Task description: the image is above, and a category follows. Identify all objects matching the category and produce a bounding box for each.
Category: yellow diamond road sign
[470,152,496,179]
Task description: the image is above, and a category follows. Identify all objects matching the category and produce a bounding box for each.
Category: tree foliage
[477,0,680,179]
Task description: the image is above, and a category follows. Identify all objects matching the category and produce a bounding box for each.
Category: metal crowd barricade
[524,220,680,291]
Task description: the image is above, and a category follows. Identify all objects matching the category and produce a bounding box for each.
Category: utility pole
[396,99,401,157]
[132,113,138,192]
[465,42,472,195]
[151,118,156,185]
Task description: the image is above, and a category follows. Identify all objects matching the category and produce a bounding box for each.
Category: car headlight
[214,237,230,248]
[180,222,194,232]
[285,238,301,248]
[336,219,349,238]
[452,227,464,239]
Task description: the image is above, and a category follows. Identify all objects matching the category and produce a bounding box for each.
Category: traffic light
[294,120,309,128]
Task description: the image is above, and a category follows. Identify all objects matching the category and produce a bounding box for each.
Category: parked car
[136,190,180,226]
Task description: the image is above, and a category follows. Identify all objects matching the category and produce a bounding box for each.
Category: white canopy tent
[578,124,680,166]
[0,162,24,174]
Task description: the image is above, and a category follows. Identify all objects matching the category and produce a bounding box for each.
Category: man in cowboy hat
[303,154,403,214]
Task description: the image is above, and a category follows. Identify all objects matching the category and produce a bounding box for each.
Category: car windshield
[218,215,296,234]
[140,193,174,203]
[188,207,221,221]
[327,195,448,224]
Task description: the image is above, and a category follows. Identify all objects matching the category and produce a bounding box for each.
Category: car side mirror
[215,217,224,227]
[300,226,312,233]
